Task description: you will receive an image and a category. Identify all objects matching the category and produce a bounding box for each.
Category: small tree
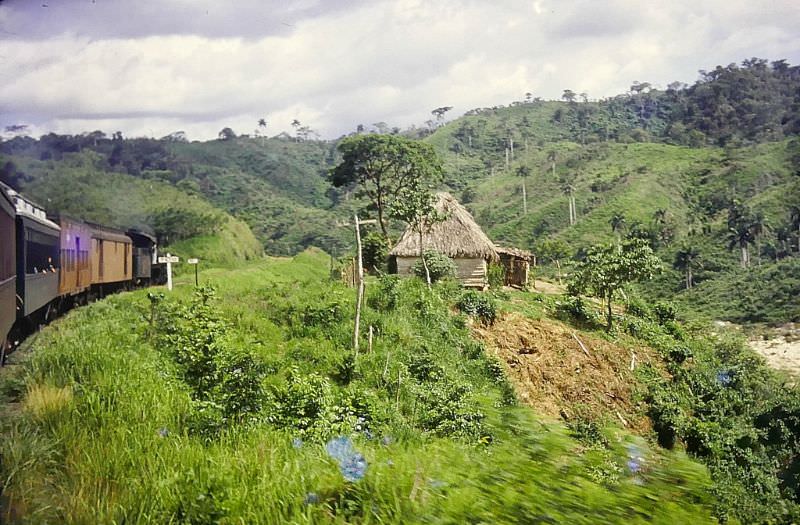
[535,237,570,284]
[609,212,626,248]
[218,127,237,140]
[569,239,662,331]
[390,185,445,288]
[674,244,701,289]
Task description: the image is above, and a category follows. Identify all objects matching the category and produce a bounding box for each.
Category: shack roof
[496,246,533,261]
[390,192,498,260]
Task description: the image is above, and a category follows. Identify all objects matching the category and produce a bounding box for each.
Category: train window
[0,213,13,280]
[25,230,59,274]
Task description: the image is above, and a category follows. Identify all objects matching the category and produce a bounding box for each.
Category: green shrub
[554,295,600,327]
[412,249,457,283]
[653,301,678,324]
[487,262,505,289]
[457,291,497,325]
[361,231,389,273]
[368,273,401,311]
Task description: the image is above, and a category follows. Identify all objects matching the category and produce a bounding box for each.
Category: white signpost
[157,253,180,291]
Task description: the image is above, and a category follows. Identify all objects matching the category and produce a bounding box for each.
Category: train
[1,183,166,362]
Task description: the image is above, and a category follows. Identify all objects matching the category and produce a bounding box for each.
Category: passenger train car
[0,183,165,360]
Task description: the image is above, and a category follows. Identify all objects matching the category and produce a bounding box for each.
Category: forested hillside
[1,57,798,322]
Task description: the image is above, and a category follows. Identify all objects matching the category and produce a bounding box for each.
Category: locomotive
[0,183,165,361]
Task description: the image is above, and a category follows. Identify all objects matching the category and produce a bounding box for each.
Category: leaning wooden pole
[353,215,365,353]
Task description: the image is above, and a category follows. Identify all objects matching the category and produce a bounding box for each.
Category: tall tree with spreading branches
[330,134,443,238]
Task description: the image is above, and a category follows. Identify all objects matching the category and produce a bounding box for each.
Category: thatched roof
[496,246,533,261]
[390,192,498,260]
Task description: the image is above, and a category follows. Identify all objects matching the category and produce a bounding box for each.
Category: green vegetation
[0,150,262,266]
[3,59,798,322]
[1,250,720,524]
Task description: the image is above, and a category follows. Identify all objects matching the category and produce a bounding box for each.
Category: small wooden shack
[389,192,498,288]
[496,246,533,288]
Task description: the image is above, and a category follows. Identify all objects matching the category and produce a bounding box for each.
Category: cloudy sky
[1,0,799,141]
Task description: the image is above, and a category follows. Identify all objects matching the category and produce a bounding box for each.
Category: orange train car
[55,215,92,299]
[88,223,132,292]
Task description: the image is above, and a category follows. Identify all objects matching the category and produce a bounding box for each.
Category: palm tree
[749,212,770,265]
[727,223,755,268]
[516,165,531,215]
[562,183,576,225]
[547,150,557,180]
[674,245,700,289]
[791,205,800,254]
[609,212,626,247]
[776,226,791,259]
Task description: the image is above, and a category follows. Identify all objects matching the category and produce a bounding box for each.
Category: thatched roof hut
[390,192,498,288]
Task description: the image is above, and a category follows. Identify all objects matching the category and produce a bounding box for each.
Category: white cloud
[1,0,799,140]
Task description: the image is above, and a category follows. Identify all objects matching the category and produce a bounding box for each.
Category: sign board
[158,256,180,264]
[187,258,199,264]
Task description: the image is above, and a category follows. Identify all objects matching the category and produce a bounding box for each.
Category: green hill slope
[1,150,262,266]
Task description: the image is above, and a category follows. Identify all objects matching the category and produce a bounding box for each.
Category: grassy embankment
[0,249,719,524]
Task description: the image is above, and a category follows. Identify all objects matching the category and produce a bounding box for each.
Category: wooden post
[352,216,377,352]
[354,215,364,353]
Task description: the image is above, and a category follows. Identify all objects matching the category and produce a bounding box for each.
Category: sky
[1,0,799,141]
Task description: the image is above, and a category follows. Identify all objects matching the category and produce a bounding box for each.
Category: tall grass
[1,250,718,523]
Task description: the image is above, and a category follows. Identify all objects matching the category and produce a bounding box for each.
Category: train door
[98,239,104,281]
[75,237,80,289]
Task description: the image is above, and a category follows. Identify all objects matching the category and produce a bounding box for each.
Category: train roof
[86,222,132,243]
[0,183,14,217]
[126,229,157,243]
[0,183,61,232]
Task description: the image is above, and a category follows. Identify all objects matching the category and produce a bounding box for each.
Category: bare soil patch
[472,312,659,433]
[748,324,800,376]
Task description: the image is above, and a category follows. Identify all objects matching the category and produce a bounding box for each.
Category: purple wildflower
[340,452,368,482]
[292,437,303,449]
[716,370,733,386]
[381,435,393,446]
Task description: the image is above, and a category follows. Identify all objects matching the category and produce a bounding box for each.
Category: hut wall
[500,255,529,287]
[396,256,487,288]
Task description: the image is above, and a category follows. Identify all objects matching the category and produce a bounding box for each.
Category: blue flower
[292,437,303,449]
[381,435,393,446]
[158,427,169,438]
[326,436,368,482]
[716,370,733,386]
[626,444,645,475]
[303,492,320,505]
[340,452,368,482]
[326,436,355,462]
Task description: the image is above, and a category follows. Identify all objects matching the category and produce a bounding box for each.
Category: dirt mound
[472,312,659,433]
